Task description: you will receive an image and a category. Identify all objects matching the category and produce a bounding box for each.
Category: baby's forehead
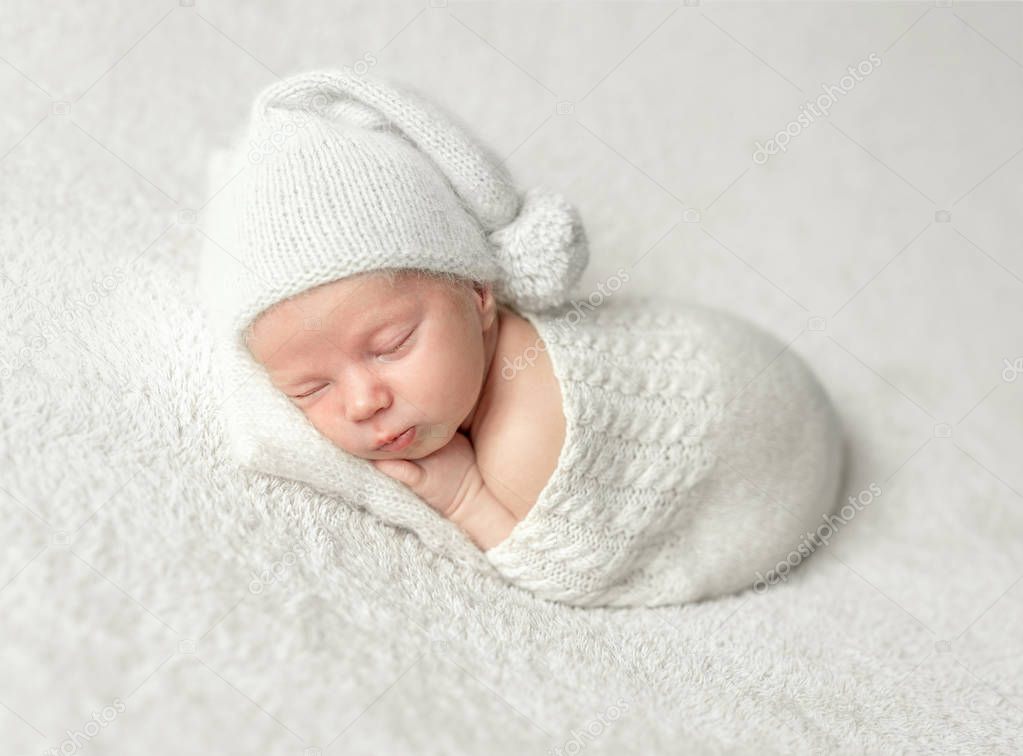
[284,272,403,316]
[255,270,460,333]
[247,271,464,364]
[305,272,461,324]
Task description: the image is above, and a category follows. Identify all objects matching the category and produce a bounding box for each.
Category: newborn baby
[245,268,561,551]
[242,263,846,607]
[199,68,845,607]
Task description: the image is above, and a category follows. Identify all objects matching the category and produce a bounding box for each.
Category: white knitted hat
[200,68,589,346]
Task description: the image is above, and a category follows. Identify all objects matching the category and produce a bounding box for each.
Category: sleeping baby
[198,69,845,607]
[244,267,562,552]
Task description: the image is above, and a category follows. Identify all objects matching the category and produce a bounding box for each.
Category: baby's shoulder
[472,309,566,522]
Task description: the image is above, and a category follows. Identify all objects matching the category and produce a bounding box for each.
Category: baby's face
[246,271,497,460]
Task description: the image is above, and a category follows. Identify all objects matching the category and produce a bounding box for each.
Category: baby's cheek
[422,360,474,417]
[403,353,448,400]
[303,404,339,444]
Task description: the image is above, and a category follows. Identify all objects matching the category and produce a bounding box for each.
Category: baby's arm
[446,480,517,551]
[372,432,517,551]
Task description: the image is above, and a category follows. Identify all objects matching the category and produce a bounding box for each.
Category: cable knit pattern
[484,298,845,607]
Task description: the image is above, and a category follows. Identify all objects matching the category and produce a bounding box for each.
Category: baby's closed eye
[375,325,417,362]
[292,384,326,399]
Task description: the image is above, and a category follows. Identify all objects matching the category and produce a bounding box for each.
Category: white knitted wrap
[490,298,845,606]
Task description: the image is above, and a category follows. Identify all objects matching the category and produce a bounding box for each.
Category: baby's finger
[371,459,423,489]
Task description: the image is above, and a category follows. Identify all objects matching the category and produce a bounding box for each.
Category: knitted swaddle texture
[486,297,845,608]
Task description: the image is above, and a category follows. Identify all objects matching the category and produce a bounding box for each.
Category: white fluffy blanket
[2,2,1021,754]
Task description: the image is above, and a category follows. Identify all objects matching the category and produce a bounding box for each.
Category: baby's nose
[343,372,390,422]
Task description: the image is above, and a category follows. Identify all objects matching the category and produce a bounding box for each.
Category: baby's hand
[371,431,483,519]
[372,431,519,550]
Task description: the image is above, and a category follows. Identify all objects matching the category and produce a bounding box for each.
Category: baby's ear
[473,279,493,299]
[472,281,498,324]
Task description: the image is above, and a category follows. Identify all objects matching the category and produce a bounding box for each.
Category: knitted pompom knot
[488,186,589,312]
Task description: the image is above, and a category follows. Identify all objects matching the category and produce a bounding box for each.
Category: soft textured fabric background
[2,1,1021,754]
